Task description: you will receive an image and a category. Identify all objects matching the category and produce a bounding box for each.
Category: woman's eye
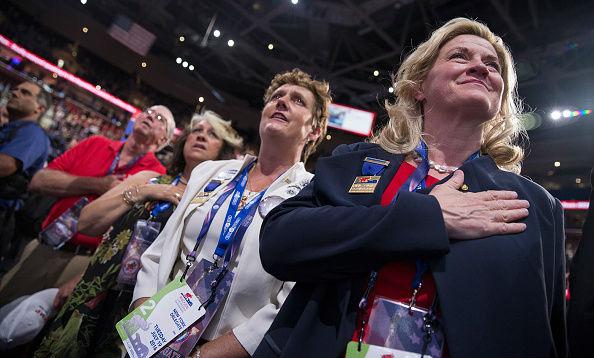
[486,62,501,72]
[449,52,466,60]
[208,130,218,139]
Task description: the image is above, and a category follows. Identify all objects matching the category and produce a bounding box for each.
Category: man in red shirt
[0,105,175,305]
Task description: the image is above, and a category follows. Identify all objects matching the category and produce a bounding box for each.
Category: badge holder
[116,219,162,288]
[115,279,206,358]
[38,197,89,249]
[155,259,234,357]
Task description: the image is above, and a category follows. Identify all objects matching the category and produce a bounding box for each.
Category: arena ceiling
[8,0,594,189]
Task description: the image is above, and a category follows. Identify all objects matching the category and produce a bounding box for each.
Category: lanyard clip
[210,254,221,271]
[408,283,422,312]
[180,252,197,282]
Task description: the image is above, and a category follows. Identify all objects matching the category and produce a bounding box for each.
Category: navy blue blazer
[255,142,567,358]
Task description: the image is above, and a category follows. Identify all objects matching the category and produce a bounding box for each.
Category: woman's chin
[260,124,288,140]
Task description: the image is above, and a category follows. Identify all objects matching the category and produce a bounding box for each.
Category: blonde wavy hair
[168,111,243,174]
[373,17,525,173]
[263,68,332,163]
[191,110,243,146]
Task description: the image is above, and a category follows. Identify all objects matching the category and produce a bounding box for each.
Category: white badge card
[116,279,205,358]
[155,259,235,358]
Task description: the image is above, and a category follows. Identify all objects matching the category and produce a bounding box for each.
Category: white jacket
[133,155,312,354]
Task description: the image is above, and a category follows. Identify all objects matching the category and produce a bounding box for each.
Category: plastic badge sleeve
[116,279,205,358]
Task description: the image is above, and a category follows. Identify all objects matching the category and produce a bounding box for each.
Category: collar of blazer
[314,144,404,207]
[184,155,308,208]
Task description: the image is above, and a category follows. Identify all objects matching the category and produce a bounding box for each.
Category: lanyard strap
[149,175,182,219]
[357,142,480,345]
[107,144,143,175]
[221,190,265,268]
[181,161,257,280]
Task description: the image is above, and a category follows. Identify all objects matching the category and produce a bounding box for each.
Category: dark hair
[167,125,237,175]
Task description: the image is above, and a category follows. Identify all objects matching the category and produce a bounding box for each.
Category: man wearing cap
[0,105,175,305]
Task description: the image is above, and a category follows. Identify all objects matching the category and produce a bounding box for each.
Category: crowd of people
[0,17,592,358]
[0,2,192,123]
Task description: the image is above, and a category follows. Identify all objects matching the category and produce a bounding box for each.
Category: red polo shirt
[42,135,166,248]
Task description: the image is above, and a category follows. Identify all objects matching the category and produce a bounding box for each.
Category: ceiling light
[82,27,88,33]
[188,64,194,71]
[95,85,101,90]
[550,110,561,120]
[176,57,182,64]
[326,134,332,140]
[182,61,188,68]
[388,86,394,93]
[179,36,185,42]
[57,59,65,68]
[198,96,205,103]
[554,161,561,167]
[291,0,299,4]
[141,62,147,68]
[52,73,58,79]
[576,178,582,184]
[227,39,235,47]
[373,70,379,77]
[213,29,221,38]
[268,43,274,50]
[80,0,87,4]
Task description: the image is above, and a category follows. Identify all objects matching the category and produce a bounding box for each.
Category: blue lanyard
[213,164,265,261]
[181,161,263,280]
[107,145,142,175]
[148,175,182,219]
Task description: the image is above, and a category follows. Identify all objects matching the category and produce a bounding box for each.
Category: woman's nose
[467,59,489,77]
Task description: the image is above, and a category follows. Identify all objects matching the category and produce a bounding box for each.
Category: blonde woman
[256,18,566,358]
[34,111,243,357]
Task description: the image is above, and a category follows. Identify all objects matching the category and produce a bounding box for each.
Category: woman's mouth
[271,112,288,122]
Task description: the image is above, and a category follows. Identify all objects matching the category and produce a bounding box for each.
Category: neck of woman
[249,141,303,191]
[181,162,198,184]
[422,110,484,168]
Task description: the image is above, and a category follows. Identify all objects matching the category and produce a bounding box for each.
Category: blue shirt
[0,120,50,207]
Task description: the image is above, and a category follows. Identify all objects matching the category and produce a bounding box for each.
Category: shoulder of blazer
[313,142,405,206]
[329,142,382,157]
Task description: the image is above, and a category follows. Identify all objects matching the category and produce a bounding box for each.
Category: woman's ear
[414,84,425,102]
[307,125,321,143]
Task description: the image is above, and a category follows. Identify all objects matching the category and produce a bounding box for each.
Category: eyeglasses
[145,109,165,122]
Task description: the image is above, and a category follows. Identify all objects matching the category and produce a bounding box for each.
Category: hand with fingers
[137,183,185,205]
[430,170,530,240]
